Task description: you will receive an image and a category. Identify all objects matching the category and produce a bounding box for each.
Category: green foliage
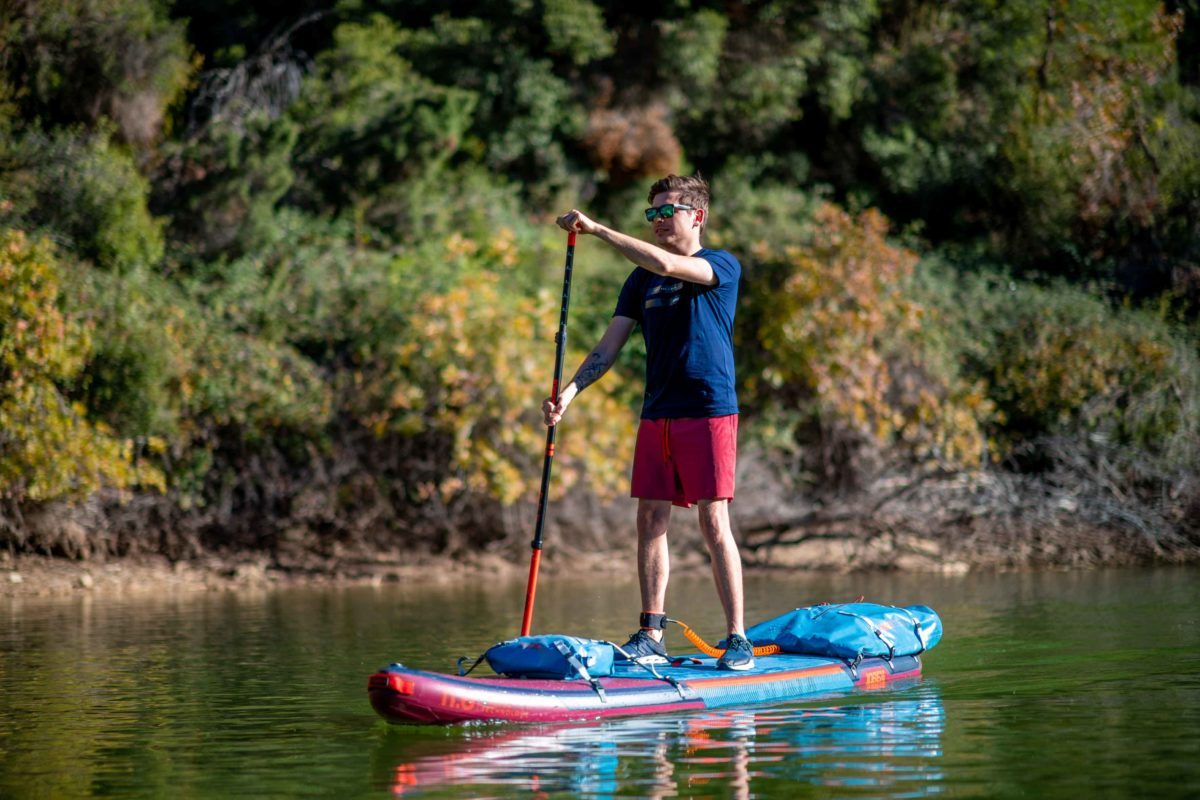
[852,0,1200,294]
[0,230,164,500]
[682,26,810,160]
[350,268,634,507]
[79,264,331,437]
[801,0,881,122]
[542,0,616,66]
[857,1,1017,205]
[1,0,1199,549]
[914,263,1200,468]
[672,1,880,166]
[166,197,634,507]
[657,10,727,101]
[179,210,401,358]
[484,58,581,196]
[160,115,298,261]
[289,15,477,222]
[392,11,585,202]
[0,75,17,138]
[0,0,192,144]
[0,129,165,271]
[998,1,1183,260]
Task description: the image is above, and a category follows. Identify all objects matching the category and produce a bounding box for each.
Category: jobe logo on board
[439,694,477,712]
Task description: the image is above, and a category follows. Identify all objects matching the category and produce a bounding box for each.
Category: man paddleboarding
[544,173,754,671]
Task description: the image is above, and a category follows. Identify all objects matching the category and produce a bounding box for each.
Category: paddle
[520,230,577,636]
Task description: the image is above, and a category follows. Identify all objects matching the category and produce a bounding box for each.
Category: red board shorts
[631,414,738,508]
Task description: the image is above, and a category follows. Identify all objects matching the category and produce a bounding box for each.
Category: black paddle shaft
[531,232,576,551]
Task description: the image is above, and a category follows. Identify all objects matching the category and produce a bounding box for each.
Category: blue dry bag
[745,603,943,663]
[483,635,615,681]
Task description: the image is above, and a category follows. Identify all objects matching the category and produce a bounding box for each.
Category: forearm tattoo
[573,352,610,392]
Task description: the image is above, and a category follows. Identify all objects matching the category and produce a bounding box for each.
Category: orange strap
[670,618,781,658]
[670,596,868,658]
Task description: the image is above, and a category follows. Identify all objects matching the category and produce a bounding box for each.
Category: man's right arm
[542,316,636,426]
[557,209,716,286]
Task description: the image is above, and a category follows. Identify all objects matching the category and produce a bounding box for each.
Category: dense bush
[0,230,163,502]
[69,261,332,501]
[358,270,634,506]
[914,264,1200,471]
[0,0,1197,558]
[0,0,192,145]
[0,129,165,271]
[723,185,993,475]
[288,16,477,221]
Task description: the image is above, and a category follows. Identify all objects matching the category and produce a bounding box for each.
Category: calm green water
[1,567,1198,798]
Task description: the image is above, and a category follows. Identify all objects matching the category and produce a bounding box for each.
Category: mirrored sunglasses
[644,203,695,222]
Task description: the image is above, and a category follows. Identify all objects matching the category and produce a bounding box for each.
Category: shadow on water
[368,684,946,798]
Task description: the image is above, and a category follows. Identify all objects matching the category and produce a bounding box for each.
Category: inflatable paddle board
[368,651,922,725]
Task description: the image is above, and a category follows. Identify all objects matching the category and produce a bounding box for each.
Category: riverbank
[0,548,653,599]
[5,454,1198,599]
[6,519,1198,600]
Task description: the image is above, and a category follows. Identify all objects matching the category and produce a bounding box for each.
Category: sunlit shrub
[998,4,1184,255]
[541,0,616,65]
[657,10,728,104]
[739,199,993,468]
[0,230,163,501]
[355,270,634,507]
[392,12,584,203]
[179,210,400,359]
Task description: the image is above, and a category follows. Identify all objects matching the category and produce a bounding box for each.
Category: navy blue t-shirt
[613,248,741,419]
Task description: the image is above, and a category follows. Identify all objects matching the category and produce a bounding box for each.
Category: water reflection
[372,684,945,798]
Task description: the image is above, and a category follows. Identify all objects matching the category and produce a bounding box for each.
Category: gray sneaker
[717,633,755,671]
[617,629,669,665]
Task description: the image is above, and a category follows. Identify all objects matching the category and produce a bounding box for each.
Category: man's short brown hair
[647,173,711,213]
[648,174,710,234]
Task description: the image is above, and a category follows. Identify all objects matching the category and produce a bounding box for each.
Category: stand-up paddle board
[368,603,940,725]
[369,651,922,724]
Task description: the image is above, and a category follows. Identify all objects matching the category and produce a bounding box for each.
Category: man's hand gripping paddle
[520,231,576,636]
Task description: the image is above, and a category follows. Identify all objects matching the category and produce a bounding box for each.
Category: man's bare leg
[637,498,672,641]
[698,498,746,636]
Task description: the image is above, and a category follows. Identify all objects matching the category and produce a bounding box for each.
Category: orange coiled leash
[669,618,781,658]
[668,596,868,658]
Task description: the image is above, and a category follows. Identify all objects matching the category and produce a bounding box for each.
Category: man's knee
[697,499,734,540]
[637,499,672,535]
[697,498,730,521]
